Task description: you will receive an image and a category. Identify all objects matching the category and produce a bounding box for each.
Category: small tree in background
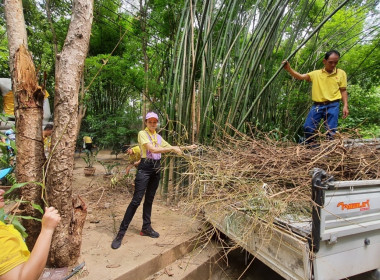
[82,111,140,157]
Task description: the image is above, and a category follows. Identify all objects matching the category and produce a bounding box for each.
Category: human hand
[342,106,349,119]
[281,60,290,71]
[172,146,183,155]
[42,207,61,232]
[187,144,198,150]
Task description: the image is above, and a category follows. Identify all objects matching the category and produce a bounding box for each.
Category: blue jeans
[119,158,161,233]
[303,101,340,144]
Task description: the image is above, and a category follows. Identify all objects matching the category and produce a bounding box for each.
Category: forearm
[19,229,54,280]
[147,145,176,154]
[341,90,348,107]
[340,89,349,119]
[285,67,309,80]
[0,207,61,280]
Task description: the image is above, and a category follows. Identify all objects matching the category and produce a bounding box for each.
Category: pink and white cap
[145,112,159,120]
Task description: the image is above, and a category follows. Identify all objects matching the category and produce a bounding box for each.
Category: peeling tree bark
[5,0,45,249]
[76,73,87,138]
[46,0,93,267]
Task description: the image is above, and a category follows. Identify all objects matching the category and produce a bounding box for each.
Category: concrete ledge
[116,235,203,280]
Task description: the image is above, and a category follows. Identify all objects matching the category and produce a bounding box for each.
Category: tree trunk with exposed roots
[5,0,94,267]
[4,0,45,249]
[45,0,93,267]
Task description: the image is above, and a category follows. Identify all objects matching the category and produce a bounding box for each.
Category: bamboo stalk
[237,0,351,130]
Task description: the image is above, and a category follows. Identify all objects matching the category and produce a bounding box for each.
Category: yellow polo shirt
[0,221,30,276]
[3,90,49,116]
[307,68,347,102]
[44,135,52,152]
[138,130,171,158]
[3,91,14,116]
[83,136,92,144]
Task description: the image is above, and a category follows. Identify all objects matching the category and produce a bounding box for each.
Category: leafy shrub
[340,85,380,138]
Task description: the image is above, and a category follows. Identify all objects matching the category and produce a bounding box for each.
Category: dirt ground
[72,149,136,223]
[66,150,199,280]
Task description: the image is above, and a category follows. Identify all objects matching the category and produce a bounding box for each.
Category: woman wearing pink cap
[111,112,197,249]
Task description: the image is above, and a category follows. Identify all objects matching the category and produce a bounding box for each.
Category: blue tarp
[0,168,12,179]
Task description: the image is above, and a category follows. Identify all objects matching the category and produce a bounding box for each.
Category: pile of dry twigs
[182,130,379,223]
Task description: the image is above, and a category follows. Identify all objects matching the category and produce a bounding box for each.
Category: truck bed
[204,176,380,280]
[205,204,312,280]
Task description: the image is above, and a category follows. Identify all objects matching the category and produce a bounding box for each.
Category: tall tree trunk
[4,0,45,249]
[46,0,93,267]
[76,73,87,137]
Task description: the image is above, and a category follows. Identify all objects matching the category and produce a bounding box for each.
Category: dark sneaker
[140,227,160,238]
[111,232,125,249]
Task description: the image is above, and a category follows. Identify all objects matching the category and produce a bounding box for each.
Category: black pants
[119,158,161,233]
[85,143,93,152]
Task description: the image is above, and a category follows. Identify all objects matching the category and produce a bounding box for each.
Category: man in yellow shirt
[282,50,349,144]
[83,135,93,153]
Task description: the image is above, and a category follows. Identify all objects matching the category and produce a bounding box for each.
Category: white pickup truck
[205,168,380,280]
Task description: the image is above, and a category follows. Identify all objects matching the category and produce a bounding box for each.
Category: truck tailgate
[313,179,380,280]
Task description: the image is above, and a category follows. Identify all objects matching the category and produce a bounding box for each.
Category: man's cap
[145,112,159,121]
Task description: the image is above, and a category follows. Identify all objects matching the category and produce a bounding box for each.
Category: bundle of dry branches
[181,130,379,227]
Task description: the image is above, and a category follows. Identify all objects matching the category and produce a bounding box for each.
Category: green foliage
[0,142,15,168]
[166,0,306,141]
[82,111,140,154]
[0,127,16,185]
[1,0,73,101]
[340,85,380,138]
[90,0,132,56]
[97,160,120,175]
[85,54,144,115]
[0,3,9,77]
[81,149,99,168]
[5,173,16,186]
[148,0,184,38]
[1,182,44,238]
[5,182,31,196]
[164,0,380,143]
[0,32,9,77]
[83,51,143,149]
[343,35,380,89]
[2,0,379,147]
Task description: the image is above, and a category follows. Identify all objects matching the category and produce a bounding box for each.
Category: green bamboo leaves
[165,0,355,142]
